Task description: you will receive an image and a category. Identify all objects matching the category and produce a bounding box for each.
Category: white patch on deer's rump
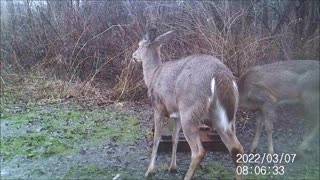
[211,78,216,95]
[209,77,231,132]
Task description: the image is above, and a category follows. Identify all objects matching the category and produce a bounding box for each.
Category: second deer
[132,28,244,180]
[237,60,319,155]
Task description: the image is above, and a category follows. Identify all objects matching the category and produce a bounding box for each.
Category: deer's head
[132,28,175,63]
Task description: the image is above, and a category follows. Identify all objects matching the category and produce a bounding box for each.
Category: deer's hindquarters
[208,77,244,168]
[208,78,239,133]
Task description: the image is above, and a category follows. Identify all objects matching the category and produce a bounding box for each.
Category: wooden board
[156,126,228,152]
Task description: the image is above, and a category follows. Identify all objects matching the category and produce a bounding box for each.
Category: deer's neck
[142,51,162,88]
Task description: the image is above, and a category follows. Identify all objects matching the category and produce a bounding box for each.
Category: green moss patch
[1,102,145,160]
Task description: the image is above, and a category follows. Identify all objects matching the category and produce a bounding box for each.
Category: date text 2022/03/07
[236,153,297,176]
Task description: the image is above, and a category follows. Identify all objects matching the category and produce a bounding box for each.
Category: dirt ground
[1,99,319,180]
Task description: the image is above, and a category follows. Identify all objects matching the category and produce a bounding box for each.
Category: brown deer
[132,28,243,180]
[237,60,319,155]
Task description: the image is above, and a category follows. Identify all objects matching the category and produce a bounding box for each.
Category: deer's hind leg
[298,91,320,155]
[298,120,319,154]
[250,110,264,153]
[258,103,277,155]
[216,123,244,180]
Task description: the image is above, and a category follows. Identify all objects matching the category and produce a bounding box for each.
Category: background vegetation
[1,0,319,100]
[1,1,319,179]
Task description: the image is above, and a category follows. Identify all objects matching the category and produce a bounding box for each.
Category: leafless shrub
[1,0,319,100]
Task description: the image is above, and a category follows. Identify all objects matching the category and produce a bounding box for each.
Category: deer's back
[238,60,319,108]
[149,55,236,120]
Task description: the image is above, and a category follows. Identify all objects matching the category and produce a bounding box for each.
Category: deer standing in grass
[132,28,243,180]
[237,60,319,155]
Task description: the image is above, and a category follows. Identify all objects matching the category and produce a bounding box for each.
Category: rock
[112,174,120,180]
[1,170,10,176]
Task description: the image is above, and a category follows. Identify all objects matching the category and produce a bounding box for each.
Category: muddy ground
[1,97,319,180]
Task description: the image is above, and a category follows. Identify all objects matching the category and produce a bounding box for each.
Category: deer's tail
[208,78,235,132]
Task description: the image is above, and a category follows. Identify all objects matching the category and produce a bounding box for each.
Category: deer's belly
[164,103,179,118]
[154,97,179,118]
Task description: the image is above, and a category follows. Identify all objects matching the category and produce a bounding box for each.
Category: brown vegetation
[1,0,319,101]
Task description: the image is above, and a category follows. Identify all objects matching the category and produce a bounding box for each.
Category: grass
[1,105,144,160]
[63,164,114,179]
[63,164,131,179]
[1,134,69,159]
[204,163,234,179]
[1,86,145,161]
[0,74,148,179]
[1,75,318,179]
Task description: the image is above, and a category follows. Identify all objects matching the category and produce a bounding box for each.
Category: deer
[131,28,244,180]
[237,60,319,155]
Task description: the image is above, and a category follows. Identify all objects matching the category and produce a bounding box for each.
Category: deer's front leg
[181,115,205,180]
[169,118,181,172]
[145,110,164,177]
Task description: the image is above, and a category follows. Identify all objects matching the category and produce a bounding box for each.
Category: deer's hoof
[296,148,307,160]
[168,166,178,173]
[145,169,155,178]
[267,150,274,155]
[234,174,244,180]
[250,148,257,154]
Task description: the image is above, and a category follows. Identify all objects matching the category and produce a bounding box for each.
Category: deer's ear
[153,30,176,45]
[144,28,157,42]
